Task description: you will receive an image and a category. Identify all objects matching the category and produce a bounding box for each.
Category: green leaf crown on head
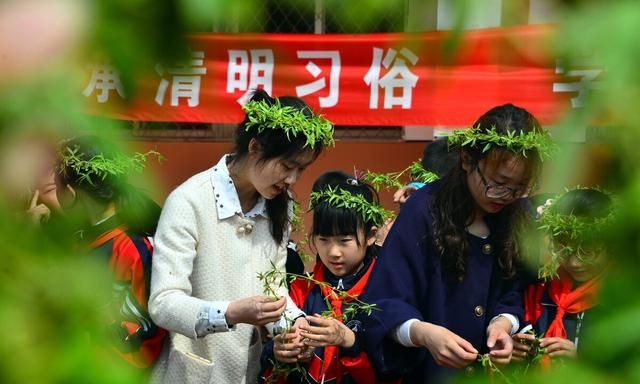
[242,99,335,148]
[60,145,164,186]
[447,125,556,160]
[309,184,394,227]
[537,186,616,279]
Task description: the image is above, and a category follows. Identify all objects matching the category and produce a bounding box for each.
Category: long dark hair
[433,104,543,279]
[57,136,161,235]
[234,89,326,244]
[310,171,379,247]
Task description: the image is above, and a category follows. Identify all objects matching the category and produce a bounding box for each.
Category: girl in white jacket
[149,89,334,383]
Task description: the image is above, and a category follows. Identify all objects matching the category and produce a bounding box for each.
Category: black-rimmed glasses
[476,166,531,199]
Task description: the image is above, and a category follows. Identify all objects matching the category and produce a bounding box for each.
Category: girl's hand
[273,328,305,363]
[393,186,418,204]
[291,316,309,340]
[300,314,355,349]
[26,190,50,224]
[511,333,536,362]
[411,322,478,368]
[539,337,576,358]
[291,316,315,361]
[226,296,286,326]
[486,318,514,365]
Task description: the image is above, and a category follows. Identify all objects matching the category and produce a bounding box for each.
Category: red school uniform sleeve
[108,232,166,368]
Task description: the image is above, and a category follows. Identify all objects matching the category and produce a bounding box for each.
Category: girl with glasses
[360,104,554,382]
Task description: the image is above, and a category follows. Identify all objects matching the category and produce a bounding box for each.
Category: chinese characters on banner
[83,24,600,126]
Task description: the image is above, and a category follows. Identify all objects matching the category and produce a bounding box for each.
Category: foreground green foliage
[0,1,639,383]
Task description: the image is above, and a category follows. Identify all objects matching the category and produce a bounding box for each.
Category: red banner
[83,24,588,126]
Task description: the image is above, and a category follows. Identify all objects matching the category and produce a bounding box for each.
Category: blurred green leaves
[525,1,640,383]
[0,0,640,382]
[87,0,188,98]
[0,216,143,383]
[182,0,265,32]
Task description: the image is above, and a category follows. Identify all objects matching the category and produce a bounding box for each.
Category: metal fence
[131,122,403,141]
[131,0,407,141]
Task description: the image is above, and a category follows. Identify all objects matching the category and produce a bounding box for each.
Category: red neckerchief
[524,283,546,325]
[524,268,601,367]
[307,258,376,384]
[544,269,601,339]
[89,225,128,249]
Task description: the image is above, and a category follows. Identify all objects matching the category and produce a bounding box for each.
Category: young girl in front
[149,90,334,383]
[261,171,388,383]
[361,104,555,382]
[512,188,614,364]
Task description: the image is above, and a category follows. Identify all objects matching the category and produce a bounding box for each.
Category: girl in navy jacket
[361,104,554,382]
[261,171,388,383]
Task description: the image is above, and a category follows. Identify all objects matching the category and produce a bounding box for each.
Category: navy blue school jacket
[360,181,525,383]
[260,251,379,383]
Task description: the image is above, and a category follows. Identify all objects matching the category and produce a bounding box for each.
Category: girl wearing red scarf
[55,136,166,368]
[513,188,613,364]
[260,171,387,383]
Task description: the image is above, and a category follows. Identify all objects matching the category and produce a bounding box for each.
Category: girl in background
[55,136,166,368]
[513,188,614,364]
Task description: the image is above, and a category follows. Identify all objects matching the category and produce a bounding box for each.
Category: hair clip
[535,198,555,219]
[352,166,367,183]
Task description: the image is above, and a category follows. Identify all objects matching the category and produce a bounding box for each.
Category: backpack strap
[126,232,154,300]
